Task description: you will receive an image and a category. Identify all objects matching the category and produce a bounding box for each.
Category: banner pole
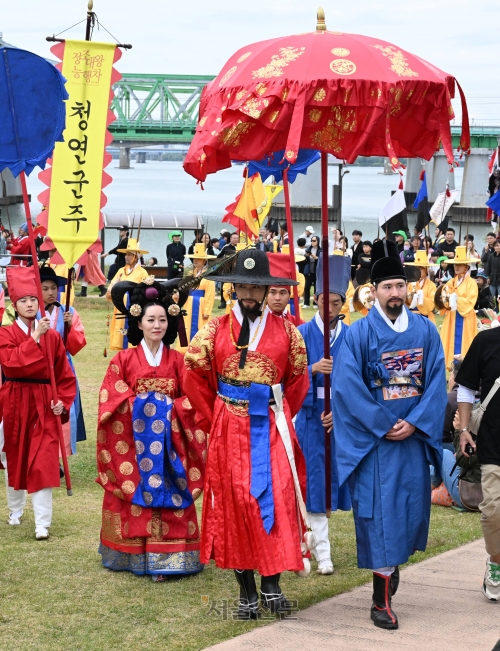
[282,168,300,320]
[20,171,72,496]
[321,152,332,517]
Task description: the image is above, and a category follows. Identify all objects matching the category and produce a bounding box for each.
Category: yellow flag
[259,184,283,224]
[44,40,117,267]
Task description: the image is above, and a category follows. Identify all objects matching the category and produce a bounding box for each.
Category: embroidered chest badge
[380,348,423,400]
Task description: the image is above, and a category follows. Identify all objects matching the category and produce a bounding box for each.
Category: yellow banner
[47,40,116,267]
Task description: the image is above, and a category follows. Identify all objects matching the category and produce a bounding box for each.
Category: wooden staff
[19,171,72,496]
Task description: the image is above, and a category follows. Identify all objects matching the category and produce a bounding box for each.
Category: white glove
[417,289,424,306]
[349,298,355,312]
[409,292,418,310]
[449,292,458,311]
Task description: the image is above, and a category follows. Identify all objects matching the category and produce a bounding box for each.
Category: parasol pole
[19,171,72,495]
[0,171,13,231]
[85,0,94,41]
[282,168,300,319]
[320,151,332,517]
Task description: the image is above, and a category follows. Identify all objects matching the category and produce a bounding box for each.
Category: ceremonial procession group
[1,216,500,633]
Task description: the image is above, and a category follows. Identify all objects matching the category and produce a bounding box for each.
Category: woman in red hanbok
[184,248,309,618]
[0,267,76,540]
[97,279,207,580]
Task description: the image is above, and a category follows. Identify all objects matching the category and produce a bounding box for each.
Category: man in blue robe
[332,240,446,630]
[296,253,351,575]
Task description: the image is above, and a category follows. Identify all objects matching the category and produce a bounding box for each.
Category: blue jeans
[430,448,463,508]
[489,285,500,303]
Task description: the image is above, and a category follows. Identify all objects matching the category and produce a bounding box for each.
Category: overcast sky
[2,0,498,123]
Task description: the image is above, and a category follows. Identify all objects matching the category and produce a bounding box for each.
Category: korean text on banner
[46,40,117,267]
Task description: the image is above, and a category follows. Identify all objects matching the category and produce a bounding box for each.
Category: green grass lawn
[0,291,480,651]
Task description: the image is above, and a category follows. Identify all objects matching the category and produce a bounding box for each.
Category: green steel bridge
[109,73,500,149]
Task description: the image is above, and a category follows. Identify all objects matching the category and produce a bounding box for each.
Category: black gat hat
[207,248,298,286]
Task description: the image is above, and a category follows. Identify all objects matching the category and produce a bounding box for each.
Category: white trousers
[1,420,52,528]
[308,511,331,563]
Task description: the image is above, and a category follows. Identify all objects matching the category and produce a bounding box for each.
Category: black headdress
[206,248,298,286]
[111,278,188,347]
[370,240,407,284]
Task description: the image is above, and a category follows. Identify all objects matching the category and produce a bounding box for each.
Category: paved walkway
[204,540,500,651]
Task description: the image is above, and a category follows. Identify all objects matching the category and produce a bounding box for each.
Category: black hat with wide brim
[38,265,67,288]
[371,240,407,284]
[207,248,298,286]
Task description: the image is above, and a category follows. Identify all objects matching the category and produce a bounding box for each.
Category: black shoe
[218,302,227,310]
[98,285,107,297]
[234,570,259,620]
[260,574,291,618]
[59,464,65,479]
[390,566,400,596]
[370,572,398,630]
[77,286,87,297]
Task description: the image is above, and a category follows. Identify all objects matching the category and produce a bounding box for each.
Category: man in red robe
[266,252,304,326]
[9,223,31,266]
[184,249,309,619]
[0,267,76,540]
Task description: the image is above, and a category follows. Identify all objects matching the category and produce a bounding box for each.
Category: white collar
[314,311,343,342]
[374,299,409,332]
[455,270,470,287]
[16,317,38,334]
[140,339,164,367]
[232,300,269,352]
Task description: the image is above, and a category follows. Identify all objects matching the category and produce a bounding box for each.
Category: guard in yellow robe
[106,239,149,350]
[177,243,216,353]
[404,250,437,325]
[340,281,355,324]
[439,246,479,367]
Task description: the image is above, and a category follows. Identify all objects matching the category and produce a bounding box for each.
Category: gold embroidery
[182,397,192,409]
[99,450,111,464]
[111,364,119,374]
[139,458,153,471]
[255,83,267,96]
[313,88,326,101]
[185,429,194,442]
[219,65,237,86]
[135,378,175,396]
[115,440,129,454]
[189,467,201,481]
[150,441,162,455]
[281,87,289,101]
[113,489,124,499]
[195,429,205,443]
[148,474,162,488]
[252,47,305,79]
[330,59,356,75]
[309,108,322,122]
[217,121,255,147]
[269,110,280,123]
[283,319,308,375]
[236,90,247,101]
[237,51,252,63]
[188,449,198,461]
[119,462,134,476]
[373,45,418,78]
[101,411,112,424]
[171,493,182,507]
[171,418,180,433]
[131,505,142,516]
[222,351,278,385]
[241,97,269,119]
[117,401,129,415]
[133,419,145,433]
[198,116,207,127]
[311,106,357,152]
[135,440,145,454]
[121,480,136,495]
[97,429,106,443]
[99,389,108,403]
[144,403,156,417]
[99,471,108,485]
[371,87,382,99]
[192,488,202,500]
[111,421,124,435]
[332,47,350,56]
[185,318,220,371]
[106,469,116,483]
[188,521,197,536]
[174,509,184,517]
[115,380,129,393]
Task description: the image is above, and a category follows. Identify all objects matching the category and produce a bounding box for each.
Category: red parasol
[184,8,470,514]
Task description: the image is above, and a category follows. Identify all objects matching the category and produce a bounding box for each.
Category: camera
[465,443,475,456]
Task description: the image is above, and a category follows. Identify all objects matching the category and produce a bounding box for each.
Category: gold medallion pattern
[195,429,205,443]
[188,521,197,536]
[150,441,162,455]
[182,397,192,409]
[97,429,106,443]
[152,420,165,434]
[119,462,134,476]
[99,450,111,464]
[192,487,202,500]
[241,97,269,119]
[133,419,145,433]
[218,121,255,147]
[311,106,357,153]
[100,411,112,424]
[121,480,135,495]
[373,45,418,77]
[174,509,184,518]
[115,441,129,455]
[135,440,145,454]
[237,51,252,63]
[139,458,153,472]
[113,489,124,499]
[131,504,142,517]
[143,491,153,505]
[148,474,162,488]
[99,471,108,485]
[330,59,356,76]
[111,421,124,435]
[252,46,305,79]
[99,389,108,403]
[115,380,129,393]
[176,478,187,491]
[169,450,177,462]
[106,469,116,483]
[117,401,128,415]
[189,467,201,482]
[111,364,119,374]
[332,48,350,56]
[144,403,157,417]
[309,108,322,123]
[219,66,237,86]
[171,493,183,507]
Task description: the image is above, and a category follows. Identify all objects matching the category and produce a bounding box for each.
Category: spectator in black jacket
[351,230,363,278]
[166,230,186,279]
[481,232,497,265]
[101,225,129,281]
[485,239,500,308]
[475,269,494,311]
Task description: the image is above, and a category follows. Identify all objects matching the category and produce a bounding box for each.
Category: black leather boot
[390,566,400,596]
[77,286,87,297]
[98,284,107,297]
[260,573,291,617]
[234,570,259,620]
[371,572,398,630]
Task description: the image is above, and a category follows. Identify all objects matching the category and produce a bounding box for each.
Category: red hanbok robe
[97,345,207,566]
[0,322,76,492]
[10,236,31,266]
[184,310,309,576]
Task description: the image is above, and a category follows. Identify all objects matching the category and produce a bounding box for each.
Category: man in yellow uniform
[439,246,479,367]
[404,250,437,324]
[106,239,149,350]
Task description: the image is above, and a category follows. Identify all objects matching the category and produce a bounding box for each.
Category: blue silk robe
[296,317,351,513]
[332,306,446,569]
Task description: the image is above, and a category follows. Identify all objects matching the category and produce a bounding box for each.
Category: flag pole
[0,172,13,231]
[282,168,300,320]
[19,171,72,496]
[321,152,332,517]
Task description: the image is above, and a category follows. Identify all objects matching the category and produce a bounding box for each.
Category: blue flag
[414,172,430,232]
[486,190,500,214]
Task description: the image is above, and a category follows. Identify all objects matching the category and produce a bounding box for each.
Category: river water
[6,161,491,266]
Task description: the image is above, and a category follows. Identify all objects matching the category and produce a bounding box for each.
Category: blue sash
[288,298,296,316]
[454,312,464,356]
[131,391,193,509]
[123,292,130,349]
[217,378,276,534]
[190,289,205,341]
